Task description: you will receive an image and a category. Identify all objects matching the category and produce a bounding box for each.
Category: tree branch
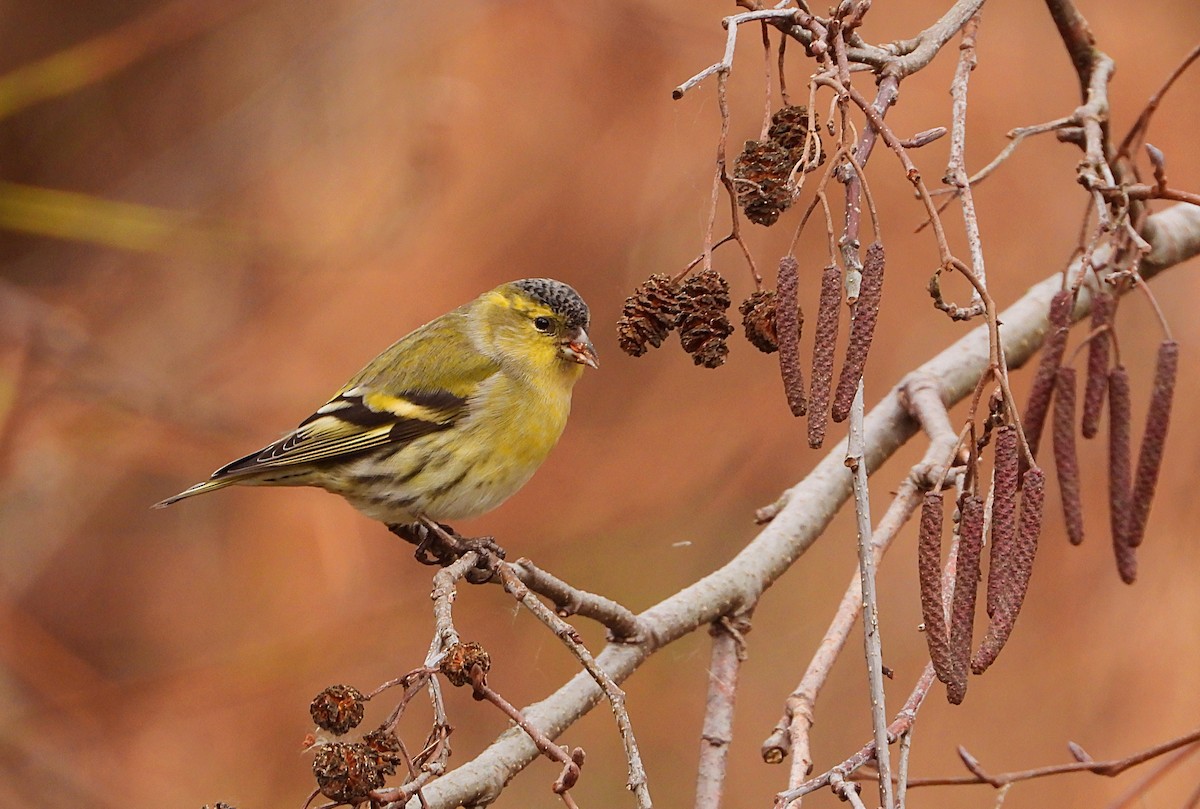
[404,202,1200,809]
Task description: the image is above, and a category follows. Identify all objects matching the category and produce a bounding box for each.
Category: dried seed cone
[363,727,404,776]
[947,493,985,704]
[1052,368,1086,545]
[918,492,953,685]
[775,256,806,415]
[832,242,885,423]
[1081,291,1115,439]
[1022,290,1075,465]
[312,742,385,804]
[740,289,781,354]
[972,468,1045,674]
[985,426,1020,619]
[808,262,842,448]
[310,684,366,736]
[677,268,734,368]
[767,105,824,166]
[1126,340,1178,549]
[439,641,492,687]
[1107,365,1135,582]
[733,139,794,226]
[617,274,679,357]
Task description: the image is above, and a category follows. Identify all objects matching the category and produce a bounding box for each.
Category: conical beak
[563,329,599,369]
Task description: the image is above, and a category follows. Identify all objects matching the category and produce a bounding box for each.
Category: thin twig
[777,664,940,805]
[672,9,802,99]
[512,559,647,643]
[938,729,1200,788]
[1116,42,1200,158]
[469,666,584,806]
[430,551,482,652]
[944,13,987,302]
[1102,740,1200,809]
[694,615,752,809]
[766,374,959,787]
[846,379,894,809]
[494,562,653,809]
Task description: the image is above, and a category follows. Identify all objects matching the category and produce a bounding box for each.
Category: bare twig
[944,13,987,300]
[846,379,894,809]
[512,559,646,643]
[1103,740,1200,809]
[829,771,869,809]
[694,614,752,809]
[1116,43,1200,158]
[778,664,940,805]
[939,729,1200,788]
[494,562,653,809]
[672,9,801,100]
[469,666,584,807]
[430,551,481,652]
[764,373,959,785]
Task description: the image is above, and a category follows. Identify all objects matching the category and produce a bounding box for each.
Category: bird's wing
[211,387,471,478]
[210,306,504,479]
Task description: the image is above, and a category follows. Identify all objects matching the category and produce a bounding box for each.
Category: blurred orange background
[2,2,1198,807]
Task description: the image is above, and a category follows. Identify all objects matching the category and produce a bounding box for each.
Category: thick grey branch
[406,202,1200,809]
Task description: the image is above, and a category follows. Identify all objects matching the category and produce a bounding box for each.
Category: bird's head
[471,278,598,382]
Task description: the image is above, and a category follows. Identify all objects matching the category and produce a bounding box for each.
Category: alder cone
[312,742,385,804]
[733,139,794,226]
[740,290,780,354]
[363,727,404,776]
[677,268,734,368]
[310,684,366,735]
[768,104,824,166]
[440,640,492,687]
[617,273,679,357]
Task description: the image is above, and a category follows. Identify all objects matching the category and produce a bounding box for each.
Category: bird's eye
[534,316,553,333]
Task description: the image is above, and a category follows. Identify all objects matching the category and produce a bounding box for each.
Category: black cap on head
[512,278,590,332]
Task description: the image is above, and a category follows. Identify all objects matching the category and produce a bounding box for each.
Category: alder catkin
[947,493,984,704]
[918,492,953,685]
[1022,290,1074,465]
[775,256,806,416]
[972,468,1045,674]
[807,262,842,447]
[1107,365,1135,583]
[986,426,1020,619]
[1125,340,1178,549]
[1081,290,1114,439]
[832,242,885,423]
[1052,367,1085,545]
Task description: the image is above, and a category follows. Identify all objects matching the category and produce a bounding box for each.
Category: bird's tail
[151,477,239,509]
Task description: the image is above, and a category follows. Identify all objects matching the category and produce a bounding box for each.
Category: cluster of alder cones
[618,248,886,452]
[304,643,492,803]
[307,684,405,804]
[615,265,795,369]
[616,268,738,369]
[733,105,825,226]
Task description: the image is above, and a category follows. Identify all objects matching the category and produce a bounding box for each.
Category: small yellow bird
[155,278,597,535]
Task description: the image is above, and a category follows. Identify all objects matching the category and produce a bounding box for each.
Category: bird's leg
[388,521,456,566]
[388,520,507,575]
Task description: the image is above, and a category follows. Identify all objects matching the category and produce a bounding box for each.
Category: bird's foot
[387,521,506,582]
